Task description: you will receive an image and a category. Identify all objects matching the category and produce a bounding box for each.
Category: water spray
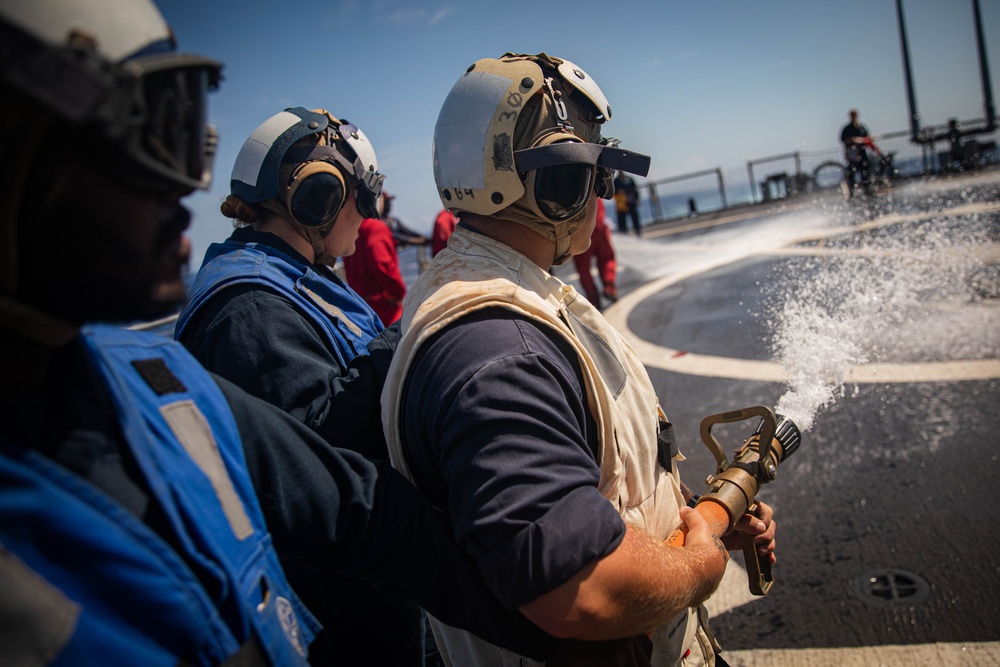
[667,406,801,595]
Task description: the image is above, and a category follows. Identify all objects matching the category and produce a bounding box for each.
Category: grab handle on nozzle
[699,405,777,476]
[741,505,773,596]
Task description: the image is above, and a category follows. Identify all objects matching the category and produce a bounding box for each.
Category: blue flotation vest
[0,324,318,666]
[175,239,382,368]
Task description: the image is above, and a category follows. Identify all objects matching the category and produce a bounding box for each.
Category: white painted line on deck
[605,201,1000,383]
[723,641,1000,666]
[617,197,1000,661]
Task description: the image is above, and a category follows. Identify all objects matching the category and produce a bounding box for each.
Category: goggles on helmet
[529,158,593,221]
[339,122,386,219]
[115,53,223,193]
[515,137,650,222]
[0,16,222,194]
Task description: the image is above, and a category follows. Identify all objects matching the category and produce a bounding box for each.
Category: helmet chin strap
[304,226,338,267]
[551,233,574,267]
[260,198,339,267]
[488,198,589,267]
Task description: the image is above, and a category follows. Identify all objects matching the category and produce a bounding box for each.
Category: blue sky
[158,0,1000,264]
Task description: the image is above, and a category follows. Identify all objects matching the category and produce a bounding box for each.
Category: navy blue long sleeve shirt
[400,308,627,610]
[176,228,388,461]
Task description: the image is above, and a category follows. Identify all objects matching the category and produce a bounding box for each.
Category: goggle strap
[283,145,358,197]
[514,143,603,171]
[121,52,222,86]
[513,143,651,177]
[0,19,119,125]
[597,147,651,177]
[283,145,384,197]
[283,145,346,167]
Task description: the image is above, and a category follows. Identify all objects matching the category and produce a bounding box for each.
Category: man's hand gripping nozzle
[666,406,801,595]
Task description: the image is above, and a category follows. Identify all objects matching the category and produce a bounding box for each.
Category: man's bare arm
[518,507,727,640]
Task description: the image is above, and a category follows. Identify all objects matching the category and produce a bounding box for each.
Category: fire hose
[666,406,801,595]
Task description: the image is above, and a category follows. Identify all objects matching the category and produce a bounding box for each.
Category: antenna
[894,0,997,143]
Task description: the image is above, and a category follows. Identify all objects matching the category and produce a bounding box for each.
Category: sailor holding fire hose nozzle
[380,52,798,666]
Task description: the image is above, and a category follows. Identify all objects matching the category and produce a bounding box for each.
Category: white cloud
[382,4,458,25]
[429,6,457,25]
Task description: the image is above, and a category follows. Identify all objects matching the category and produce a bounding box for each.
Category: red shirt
[432,210,459,257]
[343,218,406,325]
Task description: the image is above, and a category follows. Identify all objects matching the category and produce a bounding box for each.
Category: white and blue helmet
[230,107,383,225]
[228,106,384,265]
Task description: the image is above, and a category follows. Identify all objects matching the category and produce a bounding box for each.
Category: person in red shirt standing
[343,194,407,325]
[431,208,460,257]
[572,200,617,310]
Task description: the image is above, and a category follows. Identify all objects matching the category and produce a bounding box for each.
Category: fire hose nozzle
[667,406,802,595]
[753,411,802,465]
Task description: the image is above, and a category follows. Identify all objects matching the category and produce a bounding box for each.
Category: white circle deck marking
[605,200,1000,383]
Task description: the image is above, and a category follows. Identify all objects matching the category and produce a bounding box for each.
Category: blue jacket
[176,239,382,370]
[0,324,318,666]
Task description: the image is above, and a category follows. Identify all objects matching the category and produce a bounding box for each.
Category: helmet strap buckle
[544,77,570,126]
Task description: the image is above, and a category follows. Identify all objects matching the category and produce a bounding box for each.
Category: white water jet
[770,188,999,432]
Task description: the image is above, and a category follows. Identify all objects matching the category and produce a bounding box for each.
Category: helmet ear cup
[285,161,347,227]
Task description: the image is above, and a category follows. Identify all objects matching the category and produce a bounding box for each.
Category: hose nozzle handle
[742,510,774,595]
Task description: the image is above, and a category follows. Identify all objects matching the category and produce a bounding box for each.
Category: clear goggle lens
[337,122,385,219]
[122,56,221,192]
[353,181,382,219]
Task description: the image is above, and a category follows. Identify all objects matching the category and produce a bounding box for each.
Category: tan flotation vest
[381,225,717,666]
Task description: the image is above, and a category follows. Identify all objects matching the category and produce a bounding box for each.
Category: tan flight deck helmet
[433,52,650,265]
